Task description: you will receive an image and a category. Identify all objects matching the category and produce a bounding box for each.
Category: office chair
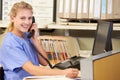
[0,34,5,80]
[0,66,4,80]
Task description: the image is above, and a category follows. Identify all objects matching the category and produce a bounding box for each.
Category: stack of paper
[23,75,73,80]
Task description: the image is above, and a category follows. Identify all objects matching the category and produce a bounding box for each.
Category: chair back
[0,66,4,80]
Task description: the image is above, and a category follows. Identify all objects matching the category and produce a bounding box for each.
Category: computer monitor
[92,21,113,55]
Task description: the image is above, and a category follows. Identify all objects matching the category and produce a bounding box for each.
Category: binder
[93,0,101,19]
[101,0,107,19]
[82,0,89,19]
[57,0,64,18]
[106,0,113,19]
[77,0,83,19]
[69,0,78,19]
[113,0,120,19]
[63,0,70,18]
[89,0,94,19]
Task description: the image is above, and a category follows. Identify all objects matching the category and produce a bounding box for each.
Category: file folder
[113,0,120,19]
[77,0,83,19]
[38,36,80,64]
[82,0,89,19]
[101,0,107,19]
[69,0,78,19]
[106,0,113,19]
[89,0,94,19]
[63,0,70,18]
[57,0,64,18]
[94,0,101,19]
[66,37,80,57]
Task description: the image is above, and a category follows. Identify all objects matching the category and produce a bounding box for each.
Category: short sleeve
[1,44,29,71]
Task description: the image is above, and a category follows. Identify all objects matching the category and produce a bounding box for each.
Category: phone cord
[38,52,54,69]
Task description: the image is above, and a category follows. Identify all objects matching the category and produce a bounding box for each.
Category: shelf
[0,20,48,28]
[47,23,120,31]
[47,23,97,30]
[0,20,8,28]
[1,20,120,31]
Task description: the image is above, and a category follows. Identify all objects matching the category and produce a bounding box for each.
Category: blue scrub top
[0,32,40,80]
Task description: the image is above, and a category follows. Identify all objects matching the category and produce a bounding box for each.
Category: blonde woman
[0,1,79,80]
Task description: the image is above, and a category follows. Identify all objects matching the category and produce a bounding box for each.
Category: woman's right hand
[63,68,79,78]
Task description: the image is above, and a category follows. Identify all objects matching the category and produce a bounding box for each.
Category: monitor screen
[92,21,113,55]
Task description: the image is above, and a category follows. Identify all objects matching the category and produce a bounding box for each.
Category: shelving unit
[47,23,120,31]
[0,20,50,29]
[1,20,120,31]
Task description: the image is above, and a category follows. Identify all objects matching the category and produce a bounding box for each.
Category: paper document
[79,50,92,57]
[23,75,73,80]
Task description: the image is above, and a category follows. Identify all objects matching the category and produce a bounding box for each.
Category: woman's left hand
[30,23,39,40]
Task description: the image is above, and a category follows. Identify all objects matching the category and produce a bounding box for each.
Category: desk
[24,50,120,80]
[80,50,120,80]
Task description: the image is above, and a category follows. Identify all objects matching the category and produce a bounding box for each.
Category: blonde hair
[4,1,33,33]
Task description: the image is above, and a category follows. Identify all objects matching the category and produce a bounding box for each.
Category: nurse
[0,1,79,80]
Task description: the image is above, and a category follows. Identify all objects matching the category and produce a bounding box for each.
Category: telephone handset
[28,17,80,70]
[27,16,35,38]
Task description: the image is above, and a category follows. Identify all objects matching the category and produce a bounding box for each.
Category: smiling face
[11,8,33,35]
[8,1,33,37]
